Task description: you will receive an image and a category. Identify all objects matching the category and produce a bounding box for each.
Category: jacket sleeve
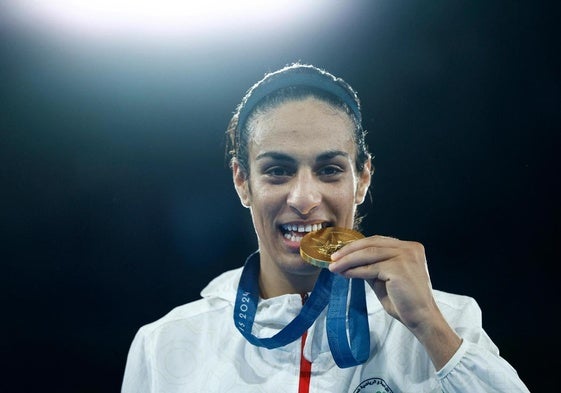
[121,327,152,393]
[437,340,530,392]
[434,295,530,393]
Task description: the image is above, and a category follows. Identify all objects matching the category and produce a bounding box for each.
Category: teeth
[284,233,304,242]
[282,224,323,243]
[281,223,324,233]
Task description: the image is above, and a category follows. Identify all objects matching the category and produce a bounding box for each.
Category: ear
[232,159,251,208]
[355,157,372,205]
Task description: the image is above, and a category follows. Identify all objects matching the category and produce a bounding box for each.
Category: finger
[331,235,401,260]
[328,246,397,274]
[335,262,382,280]
[334,258,397,283]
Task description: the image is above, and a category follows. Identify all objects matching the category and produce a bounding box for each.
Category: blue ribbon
[233,251,370,368]
[326,274,370,367]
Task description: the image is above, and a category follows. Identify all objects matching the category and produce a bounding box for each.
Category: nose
[287,169,322,216]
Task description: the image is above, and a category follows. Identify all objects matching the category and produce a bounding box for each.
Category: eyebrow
[317,150,350,161]
[255,150,349,162]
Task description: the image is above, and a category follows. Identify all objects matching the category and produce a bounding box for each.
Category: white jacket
[122,266,530,392]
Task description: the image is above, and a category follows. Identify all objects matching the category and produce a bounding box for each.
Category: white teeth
[281,223,325,233]
[284,232,304,242]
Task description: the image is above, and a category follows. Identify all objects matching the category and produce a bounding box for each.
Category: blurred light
[3,0,327,40]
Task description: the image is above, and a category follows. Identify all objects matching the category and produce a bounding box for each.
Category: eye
[317,165,344,178]
[264,166,294,178]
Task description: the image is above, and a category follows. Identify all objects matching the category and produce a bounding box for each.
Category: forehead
[249,97,356,159]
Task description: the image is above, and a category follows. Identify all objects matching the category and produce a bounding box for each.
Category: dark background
[1,1,559,391]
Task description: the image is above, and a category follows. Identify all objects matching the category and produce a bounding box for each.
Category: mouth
[280,222,329,244]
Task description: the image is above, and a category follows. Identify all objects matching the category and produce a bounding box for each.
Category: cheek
[328,184,360,217]
[249,183,283,214]
[329,179,357,201]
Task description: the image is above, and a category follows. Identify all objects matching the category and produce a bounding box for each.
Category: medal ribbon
[234,251,332,348]
[326,274,370,367]
[233,251,370,368]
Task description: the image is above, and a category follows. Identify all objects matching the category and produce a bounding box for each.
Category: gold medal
[300,227,364,268]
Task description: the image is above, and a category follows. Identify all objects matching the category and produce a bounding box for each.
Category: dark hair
[225,63,370,176]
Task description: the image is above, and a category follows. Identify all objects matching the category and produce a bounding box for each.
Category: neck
[258,261,320,299]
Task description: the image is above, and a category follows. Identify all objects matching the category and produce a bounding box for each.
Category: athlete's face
[233,97,371,280]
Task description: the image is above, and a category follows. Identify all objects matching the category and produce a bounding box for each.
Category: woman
[122,63,529,392]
